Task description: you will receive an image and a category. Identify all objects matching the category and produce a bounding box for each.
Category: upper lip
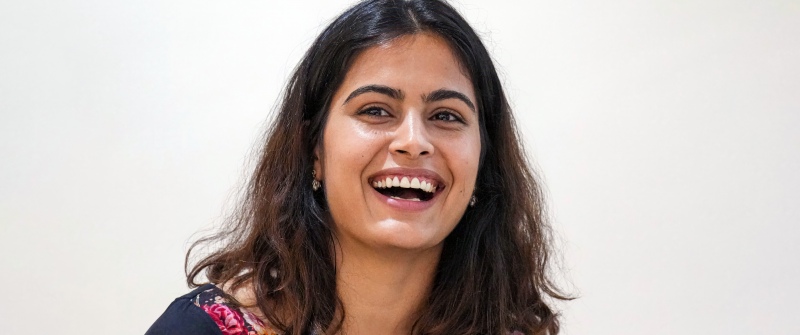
[368,167,446,189]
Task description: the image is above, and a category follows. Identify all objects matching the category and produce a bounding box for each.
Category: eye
[357,106,391,117]
[431,110,465,123]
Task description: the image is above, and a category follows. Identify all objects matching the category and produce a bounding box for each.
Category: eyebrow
[343,85,476,113]
[344,85,404,103]
[423,89,476,113]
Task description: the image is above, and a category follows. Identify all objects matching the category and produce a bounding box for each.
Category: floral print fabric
[192,285,279,335]
[190,285,526,335]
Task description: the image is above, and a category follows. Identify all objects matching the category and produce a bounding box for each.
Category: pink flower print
[202,303,249,335]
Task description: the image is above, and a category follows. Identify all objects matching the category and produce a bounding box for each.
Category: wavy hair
[187,0,568,334]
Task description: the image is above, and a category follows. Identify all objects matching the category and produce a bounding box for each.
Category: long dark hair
[187,0,568,334]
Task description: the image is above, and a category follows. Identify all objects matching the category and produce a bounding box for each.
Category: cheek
[321,118,384,181]
[457,131,482,187]
[437,137,480,203]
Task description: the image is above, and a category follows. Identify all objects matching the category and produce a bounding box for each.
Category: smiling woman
[147,1,568,334]
[320,33,480,253]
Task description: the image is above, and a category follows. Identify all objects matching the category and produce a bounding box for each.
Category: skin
[313,33,482,334]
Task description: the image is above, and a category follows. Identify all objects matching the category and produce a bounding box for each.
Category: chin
[361,217,451,252]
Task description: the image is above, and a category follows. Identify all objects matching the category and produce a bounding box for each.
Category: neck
[332,241,441,335]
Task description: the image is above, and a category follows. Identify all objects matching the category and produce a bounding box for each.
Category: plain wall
[1,0,798,334]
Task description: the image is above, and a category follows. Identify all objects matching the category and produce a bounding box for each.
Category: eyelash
[358,106,390,117]
[357,106,466,124]
[431,110,465,124]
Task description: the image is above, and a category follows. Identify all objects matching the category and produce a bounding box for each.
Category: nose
[389,112,433,159]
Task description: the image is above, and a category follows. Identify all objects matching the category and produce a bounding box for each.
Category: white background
[1,0,798,334]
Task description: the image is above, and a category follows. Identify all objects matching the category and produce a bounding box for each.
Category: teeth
[372,176,438,193]
[391,195,421,202]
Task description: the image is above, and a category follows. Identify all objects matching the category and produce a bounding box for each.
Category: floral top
[148,284,526,335]
[193,285,279,335]
[146,284,279,335]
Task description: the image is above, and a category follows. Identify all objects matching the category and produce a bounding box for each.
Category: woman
[147,0,567,334]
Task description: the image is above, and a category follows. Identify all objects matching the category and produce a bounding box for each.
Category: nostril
[393,149,430,157]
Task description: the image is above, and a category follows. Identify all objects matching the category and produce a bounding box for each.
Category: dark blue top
[145,284,224,335]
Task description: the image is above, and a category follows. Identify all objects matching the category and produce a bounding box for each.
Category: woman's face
[316,33,481,253]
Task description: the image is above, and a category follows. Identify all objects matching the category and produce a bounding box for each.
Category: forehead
[335,33,475,102]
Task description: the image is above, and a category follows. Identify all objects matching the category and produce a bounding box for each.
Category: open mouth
[371,176,439,202]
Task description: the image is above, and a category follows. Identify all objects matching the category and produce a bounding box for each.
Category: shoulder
[146,284,277,335]
[146,284,223,335]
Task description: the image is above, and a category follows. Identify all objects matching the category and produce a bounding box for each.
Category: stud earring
[469,195,476,207]
[312,171,321,191]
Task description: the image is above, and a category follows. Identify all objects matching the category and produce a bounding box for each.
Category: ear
[313,145,323,181]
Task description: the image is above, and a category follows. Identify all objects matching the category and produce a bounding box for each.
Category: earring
[312,171,321,191]
[469,195,476,207]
